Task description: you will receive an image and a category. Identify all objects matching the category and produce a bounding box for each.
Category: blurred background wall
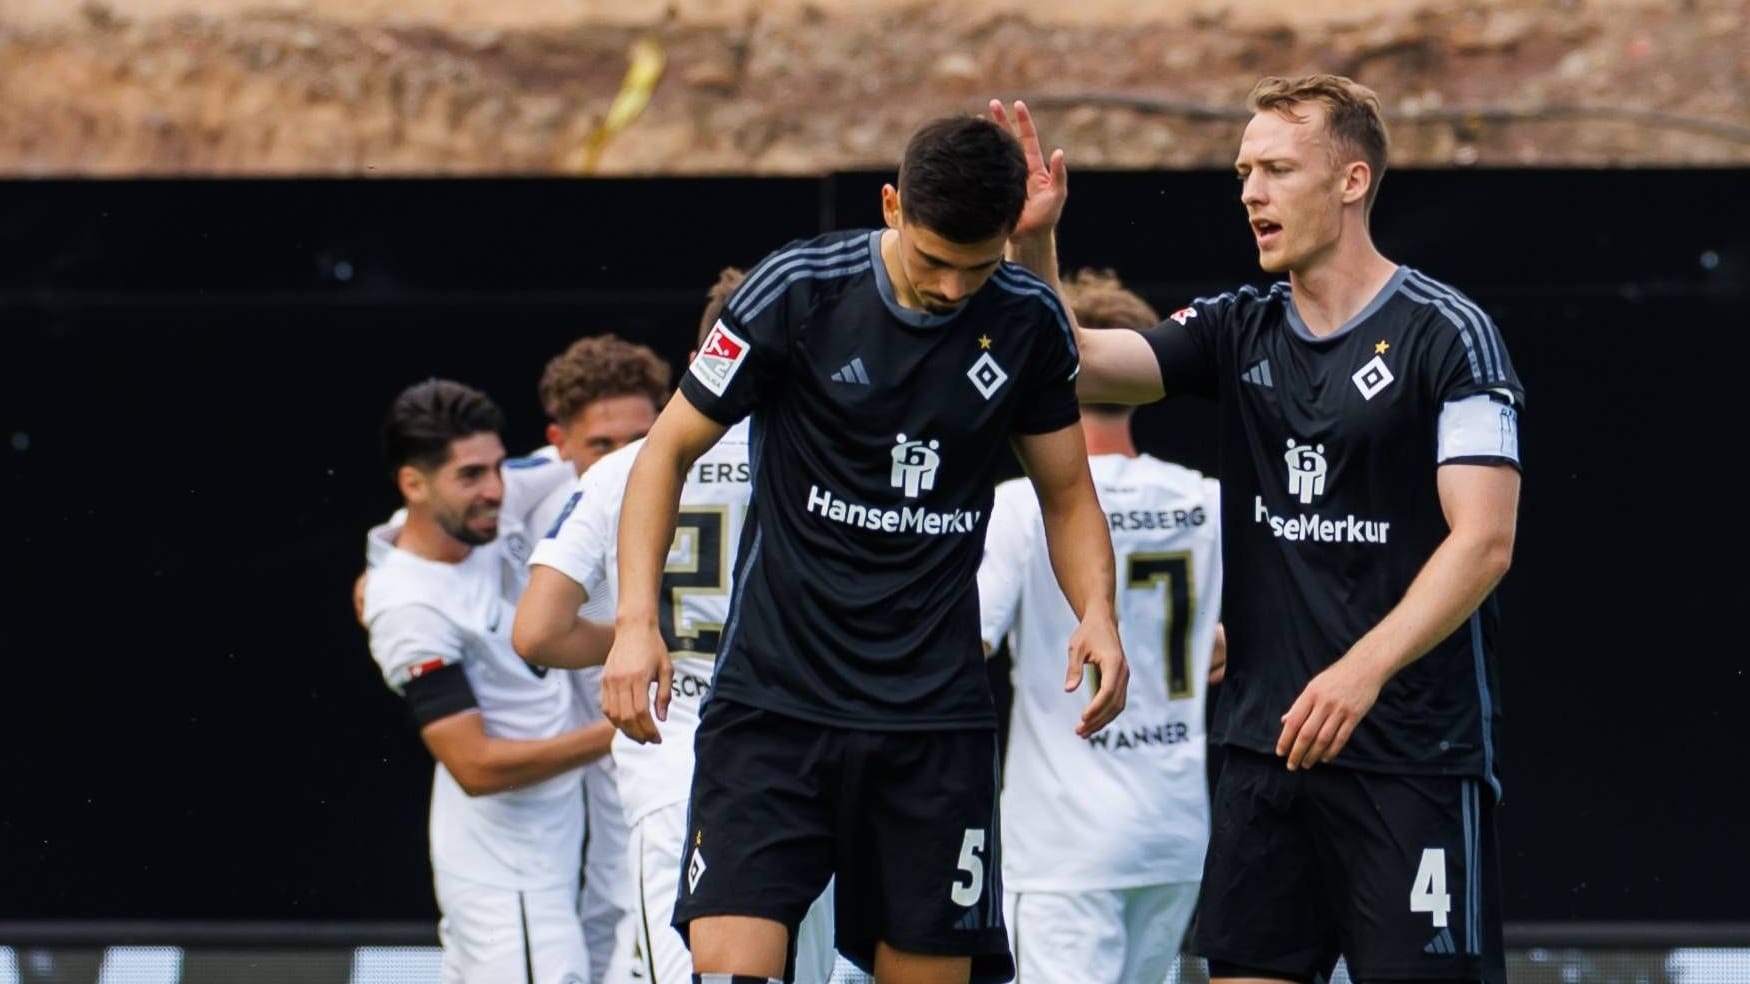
[0,0,1745,175]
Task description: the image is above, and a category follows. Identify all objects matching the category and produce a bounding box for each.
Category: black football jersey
[1140,266,1524,787]
[678,229,1080,730]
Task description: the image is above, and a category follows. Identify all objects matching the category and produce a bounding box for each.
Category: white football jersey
[527,420,753,827]
[363,512,586,892]
[979,453,1223,891]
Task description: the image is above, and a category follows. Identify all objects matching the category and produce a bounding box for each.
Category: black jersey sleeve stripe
[991,266,1076,358]
[1400,282,1487,385]
[739,258,874,324]
[728,239,867,322]
[1406,272,1507,384]
[1407,272,1509,386]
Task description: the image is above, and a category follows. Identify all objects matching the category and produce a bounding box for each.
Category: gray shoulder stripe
[1407,272,1503,380]
[1408,272,1505,383]
[991,265,1069,316]
[1401,283,1485,385]
[730,239,866,319]
[739,260,873,323]
[989,271,1075,354]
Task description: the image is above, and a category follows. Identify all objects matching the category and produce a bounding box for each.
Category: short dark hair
[898,116,1029,244]
[537,334,670,425]
[697,267,747,348]
[382,378,506,474]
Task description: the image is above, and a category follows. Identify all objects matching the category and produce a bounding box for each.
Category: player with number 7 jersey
[519,419,839,984]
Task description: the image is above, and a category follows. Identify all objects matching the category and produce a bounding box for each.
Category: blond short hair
[1248,74,1390,215]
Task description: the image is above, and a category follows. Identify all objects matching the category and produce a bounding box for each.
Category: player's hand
[1276,653,1386,770]
[988,99,1067,241]
[1065,608,1128,737]
[600,621,674,744]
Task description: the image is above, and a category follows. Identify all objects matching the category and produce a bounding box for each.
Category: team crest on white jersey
[966,351,1009,399]
[1352,354,1395,400]
[890,433,942,497]
[690,320,750,396]
[1284,438,1328,504]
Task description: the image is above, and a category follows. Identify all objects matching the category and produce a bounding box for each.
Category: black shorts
[1194,747,1505,983]
[673,698,1012,984]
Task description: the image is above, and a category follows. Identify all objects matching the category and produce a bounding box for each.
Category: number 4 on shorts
[1410,847,1452,928]
[950,828,986,907]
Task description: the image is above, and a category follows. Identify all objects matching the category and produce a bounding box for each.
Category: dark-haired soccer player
[604,116,1132,984]
[361,379,615,983]
[996,74,1523,984]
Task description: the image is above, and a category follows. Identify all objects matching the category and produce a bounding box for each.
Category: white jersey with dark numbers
[527,419,754,827]
[979,453,1223,891]
[363,514,585,892]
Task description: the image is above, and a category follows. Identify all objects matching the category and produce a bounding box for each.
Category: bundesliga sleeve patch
[690,320,751,397]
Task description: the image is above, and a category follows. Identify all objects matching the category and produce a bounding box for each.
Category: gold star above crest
[978,334,993,350]
[1375,340,1391,354]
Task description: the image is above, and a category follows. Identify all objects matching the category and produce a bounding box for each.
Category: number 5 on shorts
[1411,847,1452,928]
[950,828,986,907]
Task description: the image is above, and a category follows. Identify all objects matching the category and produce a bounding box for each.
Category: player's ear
[544,422,567,459]
[1341,160,1371,207]
[881,183,902,230]
[396,464,427,504]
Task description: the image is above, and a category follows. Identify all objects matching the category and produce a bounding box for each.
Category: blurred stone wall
[0,0,1744,174]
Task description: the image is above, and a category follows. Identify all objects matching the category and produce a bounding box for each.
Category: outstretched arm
[1012,423,1129,736]
[990,99,1166,405]
[602,395,728,744]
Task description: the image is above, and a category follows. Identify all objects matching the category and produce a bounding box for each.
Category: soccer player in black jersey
[997,74,1523,984]
[602,117,1132,984]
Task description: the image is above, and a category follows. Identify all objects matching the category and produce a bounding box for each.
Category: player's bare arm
[990,97,1167,406]
[1278,462,1520,769]
[419,709,615,797]
[1209,621,1228,685]
[1012,424,1129,737]
[604,394,728,745]
[511,566,616,670]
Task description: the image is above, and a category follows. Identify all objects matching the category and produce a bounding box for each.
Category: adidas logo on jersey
[1241,359,1274,388]
[1423,926,1457,955]
[831,356,871,385]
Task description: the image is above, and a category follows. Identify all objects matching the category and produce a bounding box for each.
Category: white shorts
[435,869,590,984]
[631,801,837,984]
[1003,883,1199,984]
[580,759,635,984]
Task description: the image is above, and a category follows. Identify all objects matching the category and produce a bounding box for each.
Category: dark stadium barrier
[4,923,1750,983]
